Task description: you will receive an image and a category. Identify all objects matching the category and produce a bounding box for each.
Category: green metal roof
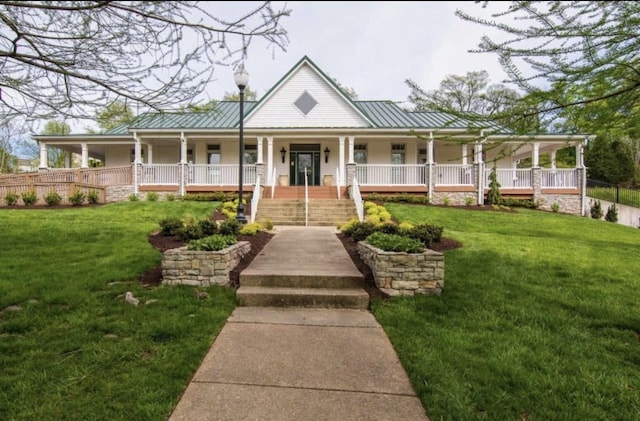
[110,101,258,132]
[354,101,417,128]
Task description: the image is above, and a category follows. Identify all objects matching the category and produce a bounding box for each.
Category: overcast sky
[204,1,510,107]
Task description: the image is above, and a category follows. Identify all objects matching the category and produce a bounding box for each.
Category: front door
[289,144,321,186]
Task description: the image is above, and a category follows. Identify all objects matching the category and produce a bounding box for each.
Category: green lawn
[373,204,640,420]
[0,202,236,420]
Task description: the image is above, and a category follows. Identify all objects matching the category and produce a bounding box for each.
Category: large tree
[406,70,535,133]
[456,1,640,131]
[0,1,290,123]
[96,101,134,133]
[41,121,71,167]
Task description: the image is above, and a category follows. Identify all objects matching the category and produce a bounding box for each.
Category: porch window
[131,148,145,163]
[354,144,367,164]
[391,144,406,164]
[187,149,193,164]
[244,144,257,164]
[418,148,427,164]
[207,144,221,165]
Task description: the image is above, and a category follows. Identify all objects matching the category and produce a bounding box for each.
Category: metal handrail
[304,167,309,226]
[335,167,341,199]
[250,175,261,223]
[270,167,277,199]
[352,177,364,222]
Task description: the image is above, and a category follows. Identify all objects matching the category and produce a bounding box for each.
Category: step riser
[237,291,369,309]
[240,275,364,288]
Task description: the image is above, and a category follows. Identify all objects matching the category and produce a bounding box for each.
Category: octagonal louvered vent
[294,91,317,115]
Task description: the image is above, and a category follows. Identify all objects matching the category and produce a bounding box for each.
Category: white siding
[246,64,370,128]
[153,146,179,163]
[105,146,131,166]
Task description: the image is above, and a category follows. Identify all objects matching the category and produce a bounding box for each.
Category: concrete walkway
[169,227,430,421]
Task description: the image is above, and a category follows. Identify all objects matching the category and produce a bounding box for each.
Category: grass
[0,201,236,420]
[373,204,640,421]
[588,186,640,208]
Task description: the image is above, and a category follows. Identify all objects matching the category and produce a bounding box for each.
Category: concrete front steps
[255,198,357,226]
[237,272,369,309]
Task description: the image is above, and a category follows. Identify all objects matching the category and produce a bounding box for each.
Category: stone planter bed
[161,241,250,287]
[357,241,445,296]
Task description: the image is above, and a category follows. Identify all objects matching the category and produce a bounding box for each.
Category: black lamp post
[234,63,249,224]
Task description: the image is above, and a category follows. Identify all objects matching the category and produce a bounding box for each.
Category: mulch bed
[143,218,463,301]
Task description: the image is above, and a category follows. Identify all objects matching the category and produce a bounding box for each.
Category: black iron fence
[587,179,640,209]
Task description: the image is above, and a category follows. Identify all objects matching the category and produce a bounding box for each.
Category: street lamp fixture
[280,147,287,164]
[324,147,330,163]
[234,63,249,224]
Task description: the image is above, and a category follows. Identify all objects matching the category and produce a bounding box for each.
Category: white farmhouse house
[28,56,590,216]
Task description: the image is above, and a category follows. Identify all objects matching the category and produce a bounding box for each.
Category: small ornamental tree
[605,203,618,223]
[590,200,603,219]
[487,166,502,205]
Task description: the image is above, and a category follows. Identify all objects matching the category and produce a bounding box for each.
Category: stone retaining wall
[161,242,250,287]
[357,241,444,296]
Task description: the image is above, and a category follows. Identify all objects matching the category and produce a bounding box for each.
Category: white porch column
[180,132,187,164]
[576,143,584,168]
[81,143,89,168]
[461,144,468,165]
[348,136,355,164]
[550,149,557,169]
[532,142,540,167]
[64,153,71,168]
[179,132,187,196]
[134,135,142,164]
[339,136,345,183]
[267,137,273,184]
[147,144,153,164]
[39,142,48,169]
[475,142,483,163]
[428,134,435,164]
[257,136,264,164]
[133,132,140,194]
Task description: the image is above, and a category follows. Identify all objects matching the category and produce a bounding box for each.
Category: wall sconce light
[324,146,330,163]
[280,147,286,164]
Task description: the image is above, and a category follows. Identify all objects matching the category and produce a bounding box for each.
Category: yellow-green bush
[340,217,360,232]
[239,222,264,235]
[365,214,382,225]
[398,222,414,231]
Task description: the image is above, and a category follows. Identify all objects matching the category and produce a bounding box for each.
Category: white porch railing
[335,167,341,199]
[434,165,474,186]
[140,164,180,185]
[250,175,261,223]
[542,169,578,188]
[352,177,364,222]
[355,164,426,185]
[485,168,533,189]
[0,166,132,186]
[187,164,256,185]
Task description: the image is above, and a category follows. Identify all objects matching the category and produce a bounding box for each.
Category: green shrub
[4,191,19,206]
[177,224,204,241]
[551,202,560,213]
[239,222,263,236]
[21,190,38,206]
[407,223,444,246]
[365,214,382,226]
[365,232,425,253]
[146,191,159,202]
[378,222,400,235]
[182,192,232,202]
[363,193,429,204]
[68,191,86,206]
[605,203,618,223]
[501,198,540,209]
[443,196,451,206]
[166,193,175,202]
[44,191,62,206]
[197,219,218,236]
[158,217,184,236]
[219,219,242,236]
[465,196,474,206]
[87,189,100,204]
[187,234,237,251]
[590,199,603,219]
[348,221,377,242]
[128,193,139,202]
